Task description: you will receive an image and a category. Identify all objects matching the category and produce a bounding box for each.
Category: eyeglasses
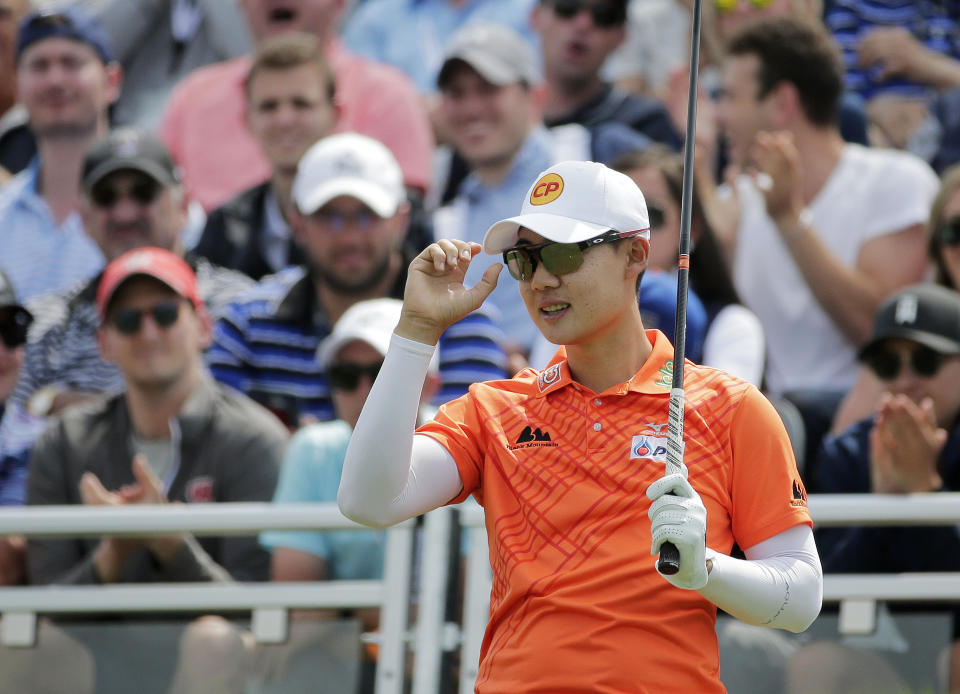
[647,203,665,231]
[313,209,377,232]
[327,361,383,391]
[937,216,960,246]
[90,178,163,209]
[0,309,31,349]
[109,302,181,335]
[502,229,646,281]
[551,0,626,28]
[863,344,945,381]
[713,0,774,12]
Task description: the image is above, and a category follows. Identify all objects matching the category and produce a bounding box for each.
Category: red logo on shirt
[186,476,214,503]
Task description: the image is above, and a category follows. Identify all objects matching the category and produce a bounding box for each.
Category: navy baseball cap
[16,8,114,64]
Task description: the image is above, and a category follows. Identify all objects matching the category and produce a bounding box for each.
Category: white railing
[1,494,959,694]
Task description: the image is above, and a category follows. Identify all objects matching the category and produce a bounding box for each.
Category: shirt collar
[534,329,676,398]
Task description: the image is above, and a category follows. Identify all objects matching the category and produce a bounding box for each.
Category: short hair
[244,32,335,104]
[726,16,843,128]
[927,163,960,289]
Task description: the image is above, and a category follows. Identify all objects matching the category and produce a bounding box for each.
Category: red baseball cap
[97,247,202,319]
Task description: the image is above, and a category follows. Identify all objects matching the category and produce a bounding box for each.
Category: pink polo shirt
[159,40,434,211]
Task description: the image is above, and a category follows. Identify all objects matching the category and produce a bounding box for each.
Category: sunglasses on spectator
[502,229,647,281]
[713,0,774,12]
[551,0,626,28]
[328,361,383,391]
[863,344,945,381]
[91,178,163,209]
[646,203,665,231]
[312,208,378,232]
[109,301,181,335]
[938,216,960,246]
[0,309,31,349]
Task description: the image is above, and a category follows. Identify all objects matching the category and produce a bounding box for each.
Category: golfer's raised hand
[397,239,501,345]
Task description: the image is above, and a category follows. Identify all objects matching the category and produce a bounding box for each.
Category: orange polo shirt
[418,330,811,694]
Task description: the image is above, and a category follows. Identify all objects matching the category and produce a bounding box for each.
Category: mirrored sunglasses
[327,361,383,391]
[713,0,774,12]
[551,0,626,28]
[110,302,181,335]
[863,344,944,381]
[91,178,162,208]
[502,229,646,281]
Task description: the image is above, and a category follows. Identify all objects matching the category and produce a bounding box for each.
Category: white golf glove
[647,473,709,590]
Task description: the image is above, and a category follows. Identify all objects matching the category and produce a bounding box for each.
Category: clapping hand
[870,394,946,494]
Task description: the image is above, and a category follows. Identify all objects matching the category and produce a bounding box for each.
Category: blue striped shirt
[825,0,960,100]
[0,159,105,301]
[206,265,509,426]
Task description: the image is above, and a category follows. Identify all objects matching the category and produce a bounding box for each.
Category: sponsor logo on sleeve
[791,478,808,507]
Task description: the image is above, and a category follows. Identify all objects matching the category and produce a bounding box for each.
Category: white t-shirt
[732,144,939,395]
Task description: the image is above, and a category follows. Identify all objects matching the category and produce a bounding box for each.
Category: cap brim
[483,213,611,253]
[297,179,399,218]
[858,328,960,360]
[84,159,176,190]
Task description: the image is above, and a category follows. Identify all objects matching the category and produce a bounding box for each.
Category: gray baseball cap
[437,22,541,89]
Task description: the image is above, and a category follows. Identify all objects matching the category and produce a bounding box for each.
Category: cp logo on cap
[530,173,564,206]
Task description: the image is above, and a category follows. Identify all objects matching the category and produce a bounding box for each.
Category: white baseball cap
[317,299,440,374]
[482,160,650,253]
[292,133,405,218]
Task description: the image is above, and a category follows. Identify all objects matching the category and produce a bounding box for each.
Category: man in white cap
[339,159,822,692]
[207,133,508,428]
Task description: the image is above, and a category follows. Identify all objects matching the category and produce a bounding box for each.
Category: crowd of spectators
[0,0,959,691]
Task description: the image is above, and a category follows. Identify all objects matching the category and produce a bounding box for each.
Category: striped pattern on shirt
[206,266,509,427]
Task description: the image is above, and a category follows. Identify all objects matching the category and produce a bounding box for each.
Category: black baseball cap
[858,283,960,360]
[82,128,180,191]
[16,8,114,64]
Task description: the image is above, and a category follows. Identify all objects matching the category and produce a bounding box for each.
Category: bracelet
[781,207,813,246]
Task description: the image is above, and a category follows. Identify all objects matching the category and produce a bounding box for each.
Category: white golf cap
[292,133,405,218]
[482,160,650,253]
[317,298,439,373]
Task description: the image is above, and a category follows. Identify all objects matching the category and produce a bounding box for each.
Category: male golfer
[339,160,822,692]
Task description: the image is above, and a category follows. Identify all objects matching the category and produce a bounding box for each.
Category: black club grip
[657,541,680,575]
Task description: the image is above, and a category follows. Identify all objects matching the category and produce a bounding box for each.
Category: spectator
[432,22,651,363]
[193,33,336,280]
[208,132,508,427]
[255,298,439,692]
[612,146,765,385]
[824,0,960,160]
[709,17,938,446]
[0,268,30,587]
[73,0,253,130]
[533,0,682,152]
[342,0,537,94]
[0,0,34,177]
[159,0,434,212]
[800,282,960,694]
[6,248,286,694]
[0,128,253,499]
[832,162,960,434]
[0,7,120,301]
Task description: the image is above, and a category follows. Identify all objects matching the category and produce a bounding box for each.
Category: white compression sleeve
[698,524,822,632]
[338,334,463,528]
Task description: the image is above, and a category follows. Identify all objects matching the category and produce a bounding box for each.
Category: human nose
[529,256,560,290]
